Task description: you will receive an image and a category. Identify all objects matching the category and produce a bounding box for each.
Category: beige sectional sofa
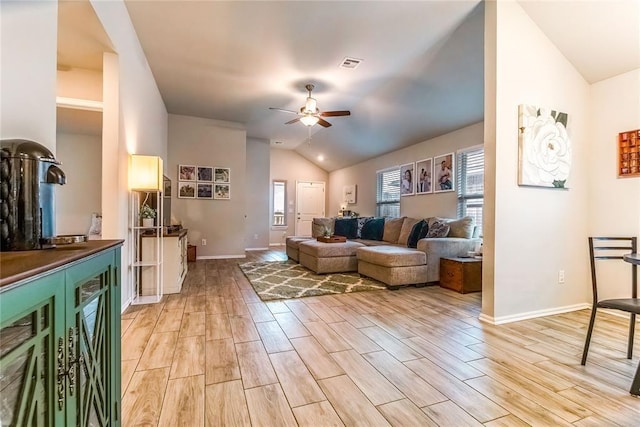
[286,215,480,289]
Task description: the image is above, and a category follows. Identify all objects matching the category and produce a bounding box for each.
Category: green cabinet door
[65,250,121,427]
[0,245,121,427]
[0,270,66,426]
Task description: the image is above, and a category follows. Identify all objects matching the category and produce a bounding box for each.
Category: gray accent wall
[168,114,247,258]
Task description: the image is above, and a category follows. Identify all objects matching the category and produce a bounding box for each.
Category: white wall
[168,114,247,258]
[55,132,102,235]
[0,1,58,151]
[483,1,590,322]
[269,148,329,245]
[245,138,270,250]
[57,68,103,102]
[329,122,484,219]
[588,69,640,300]
[91,0,168,310]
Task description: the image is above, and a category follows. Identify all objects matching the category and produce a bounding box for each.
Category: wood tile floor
[121,248,640,426]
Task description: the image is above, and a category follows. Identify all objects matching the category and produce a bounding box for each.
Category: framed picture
[415,158,433,194]
[434,153,455,193]
[400,162,415,196]
[197,166,213,182]
[214,167,230,183]
[214,183,230,200]
[197,183,213,199]
[163,178,172,198]
[178,181,196,198]
[518,104,571,189]
[178,165,196,181]
[343,184,357,204]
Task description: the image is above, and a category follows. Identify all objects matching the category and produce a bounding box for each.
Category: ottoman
[357,246,429,290]
[298,240,365,274]
[285,236,313,261]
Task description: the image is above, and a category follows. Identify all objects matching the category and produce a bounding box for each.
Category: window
[457,146,484,233]
[272,180,286,226]
[376,167,400,217]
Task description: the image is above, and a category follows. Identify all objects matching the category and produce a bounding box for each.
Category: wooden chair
[581,236,638,366]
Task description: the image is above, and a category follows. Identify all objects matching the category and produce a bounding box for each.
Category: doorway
[295,181,325,236]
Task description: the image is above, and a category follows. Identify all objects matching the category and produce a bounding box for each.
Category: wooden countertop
[0,239,124,289]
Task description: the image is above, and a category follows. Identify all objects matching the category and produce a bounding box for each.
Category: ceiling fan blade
[269,107,299,115]
[317,118,332,128]
[285,117,301,125]
[320,110,351,117]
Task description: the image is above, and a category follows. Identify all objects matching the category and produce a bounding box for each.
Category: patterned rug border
[239,260,387,301]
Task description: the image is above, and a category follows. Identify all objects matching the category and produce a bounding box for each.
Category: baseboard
[121,296,132,314]
[197,255,246,260]
[245,247,269,251]
[479,303,590,325]
[269,243,285,247]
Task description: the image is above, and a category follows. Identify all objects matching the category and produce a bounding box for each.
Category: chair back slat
[588,236,638,304]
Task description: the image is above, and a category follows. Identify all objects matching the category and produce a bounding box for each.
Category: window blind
[376,167,400,217]
[457,146,484,232]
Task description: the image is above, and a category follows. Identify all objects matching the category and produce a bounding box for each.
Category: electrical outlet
[253,233,258,240]
[558,270,565,284]
[201,239,207,246]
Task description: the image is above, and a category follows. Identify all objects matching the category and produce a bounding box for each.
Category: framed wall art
[343,184,357,204]
[178,181,196,198]
[415,158,433,194]
[400,162,415,196]
[214,183,231,200]
[214,167,230,183]
[433,153,454,193]
[518,104,571,189]
[197,183,213,199]
[178,165,196,181]
[197,166,213,182]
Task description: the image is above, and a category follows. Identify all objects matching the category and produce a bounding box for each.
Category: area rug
[238,260,387,301]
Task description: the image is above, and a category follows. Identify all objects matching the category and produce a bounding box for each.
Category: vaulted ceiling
[58,1,640,172]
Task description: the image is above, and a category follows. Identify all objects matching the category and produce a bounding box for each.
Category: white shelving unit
[130,190,163,305]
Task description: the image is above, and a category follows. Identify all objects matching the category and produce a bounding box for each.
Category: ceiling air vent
[339,57,363,69]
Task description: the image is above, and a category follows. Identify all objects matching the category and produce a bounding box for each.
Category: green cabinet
[0,245,121,426]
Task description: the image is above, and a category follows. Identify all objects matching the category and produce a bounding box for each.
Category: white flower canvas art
[518,104,572,189]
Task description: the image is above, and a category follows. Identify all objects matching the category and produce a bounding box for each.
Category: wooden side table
[439,257,482,293]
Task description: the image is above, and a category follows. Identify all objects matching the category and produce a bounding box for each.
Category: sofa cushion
[426,219,450,238]
[382,217,405,243]
[299,240,364,257]
[361,217,385,240]
[334,218,358,239]
[312,218,335,238]
[397,218,420,246]
[357,246,426,267]
[406,220,429,248]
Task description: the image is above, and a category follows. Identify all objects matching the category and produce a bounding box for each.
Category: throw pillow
[397,217,420,245]
[382,217,405,243]
[406,220,429,248]
[426,220,450,238]
[447,216,475,238]
[356,217,371,238]
[333,218,358,239]
[312,217,335,237]
[360,217,385,240]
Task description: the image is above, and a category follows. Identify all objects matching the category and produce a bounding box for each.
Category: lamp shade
[129,154,163,191]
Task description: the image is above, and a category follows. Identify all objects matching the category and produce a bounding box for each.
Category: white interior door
[295,181,325,236]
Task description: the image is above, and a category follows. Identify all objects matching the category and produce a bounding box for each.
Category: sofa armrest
[416,238,479,282]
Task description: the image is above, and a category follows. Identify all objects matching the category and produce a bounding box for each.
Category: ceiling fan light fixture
[300,115,319,127]
[305,97,317,113]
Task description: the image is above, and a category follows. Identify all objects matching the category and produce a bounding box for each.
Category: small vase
[142,218,154,228]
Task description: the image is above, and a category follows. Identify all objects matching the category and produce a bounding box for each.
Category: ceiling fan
[269,84,350,128]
